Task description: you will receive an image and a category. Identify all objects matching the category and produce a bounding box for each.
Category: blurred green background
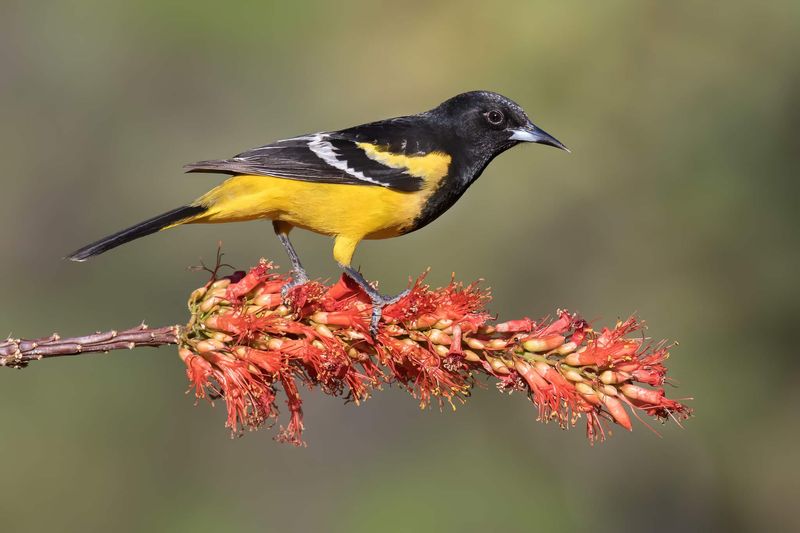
[1,1,798,531]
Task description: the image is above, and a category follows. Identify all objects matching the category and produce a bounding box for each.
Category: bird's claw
[368,288,411,338]
[281,270,310,301]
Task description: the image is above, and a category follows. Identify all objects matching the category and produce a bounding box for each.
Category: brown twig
[0,324,181,369]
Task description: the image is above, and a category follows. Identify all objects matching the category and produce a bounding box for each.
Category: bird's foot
[281,269,310,301]
[339,265,410,338]
[367,288,411,338]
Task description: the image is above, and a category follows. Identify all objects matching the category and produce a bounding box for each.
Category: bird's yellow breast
[190,147,451,241]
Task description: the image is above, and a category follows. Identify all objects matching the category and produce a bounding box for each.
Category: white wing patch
[306,133,384,186]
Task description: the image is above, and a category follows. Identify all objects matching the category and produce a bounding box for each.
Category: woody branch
[0,325,180,369]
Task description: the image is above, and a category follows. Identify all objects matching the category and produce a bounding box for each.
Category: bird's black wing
[183,129,426,192]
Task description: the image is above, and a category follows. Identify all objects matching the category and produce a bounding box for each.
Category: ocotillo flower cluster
[179,260,691,445]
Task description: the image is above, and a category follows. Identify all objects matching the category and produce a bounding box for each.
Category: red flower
[179,262,692,445]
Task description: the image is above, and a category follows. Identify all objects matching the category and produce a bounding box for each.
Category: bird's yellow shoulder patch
[356,142,451,188]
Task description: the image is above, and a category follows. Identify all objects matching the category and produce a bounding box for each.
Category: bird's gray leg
[273,221,309,298]
[339,264,410,337]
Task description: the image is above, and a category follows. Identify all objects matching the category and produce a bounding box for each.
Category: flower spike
[180,261,692,445]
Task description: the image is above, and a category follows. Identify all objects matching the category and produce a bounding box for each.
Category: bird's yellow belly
[192,174,428,239]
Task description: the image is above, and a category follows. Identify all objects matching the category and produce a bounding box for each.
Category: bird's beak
[508,124,570,152]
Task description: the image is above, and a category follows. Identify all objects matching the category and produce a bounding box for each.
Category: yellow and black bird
[68,91,567,334]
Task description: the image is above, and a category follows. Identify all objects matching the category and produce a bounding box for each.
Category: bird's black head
[428,91,568,169]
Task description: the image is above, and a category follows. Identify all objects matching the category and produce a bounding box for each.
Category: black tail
[66,205,206,262]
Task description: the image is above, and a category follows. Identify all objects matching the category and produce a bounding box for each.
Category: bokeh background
[1,1,798,531]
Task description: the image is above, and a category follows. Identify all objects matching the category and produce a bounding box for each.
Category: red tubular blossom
[602,395,633,431]
[179,261,692,445]
[224,261,275,300]
[620,383,664,404]
[277,374,304,446]
[233,346,283,374]
[182,352,213,399]
[523,334,566,353]
[495,318,534,333]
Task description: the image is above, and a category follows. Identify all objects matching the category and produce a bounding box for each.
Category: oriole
[68,91,568,335]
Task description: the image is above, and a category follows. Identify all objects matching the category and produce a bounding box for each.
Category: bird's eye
[486,110,505,126]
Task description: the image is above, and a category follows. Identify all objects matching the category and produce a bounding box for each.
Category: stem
[0,324,181,369]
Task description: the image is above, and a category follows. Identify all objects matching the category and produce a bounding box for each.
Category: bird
[67,90,568,335]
